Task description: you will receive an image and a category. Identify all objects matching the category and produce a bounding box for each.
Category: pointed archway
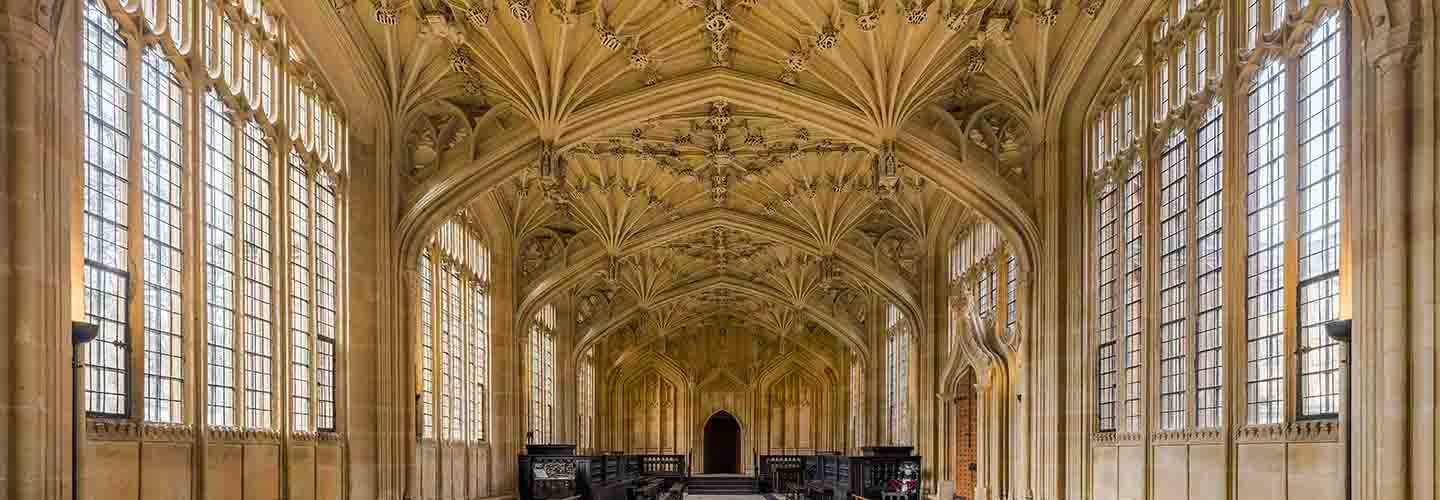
[703,411,742,474]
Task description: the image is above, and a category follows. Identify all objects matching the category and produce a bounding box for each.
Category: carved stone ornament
[705,8,734,33]
[951,76,974,100]
[943,10,971,32]
[872,142,902,198]
[784,47,810,73]
[628,46,652,70]
[463,77,487,98]
[597,24,624,50]
[509,0,534,24]
[374,6,401,25]
[814,21,841,50]
[87,419,198,442]
[666,226,772,268]
[449,48,475,74]
[424,13,466,44]
[903,1,928,25]
[965,50,987,73]
[857,9,881,32]
[1037,7,1060,26]
[1082,0,1105,18]
[463,2,494,28]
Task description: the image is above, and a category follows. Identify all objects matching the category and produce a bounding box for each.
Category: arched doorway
[703,411,742,473]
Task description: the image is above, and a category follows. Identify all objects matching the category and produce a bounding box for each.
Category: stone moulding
[1150,430,1189,444]
[1147,428,1224,444]
[292,431,346,443]
[1233,420,1340,443]
[87,419,197,442]
[207,426,285,443]
[1089,431,1118,446]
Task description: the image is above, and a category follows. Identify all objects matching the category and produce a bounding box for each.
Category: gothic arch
[395,69,1043,300]
[572,276,871,367]
[516,209,922,333]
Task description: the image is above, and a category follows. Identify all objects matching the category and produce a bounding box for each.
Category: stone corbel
[1366,19,1423,75]
[0,14,55,68]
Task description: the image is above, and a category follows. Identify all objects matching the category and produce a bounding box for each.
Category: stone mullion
[1221,1,1247,497]
[306,164,321,434]
[122,27,148,423]
[1280,46,1302,424]
[1182,104,1202,434]
[188,4,214,498]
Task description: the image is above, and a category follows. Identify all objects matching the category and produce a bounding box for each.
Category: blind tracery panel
[80,0,348,433]
[1087,3,1346,435]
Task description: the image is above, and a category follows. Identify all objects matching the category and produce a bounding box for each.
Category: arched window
[416,218,492,441]
[530,305,558,443]
[79,0,348,433]
[849,358,864,450]
[948,222,1022,344]
[1087,1,1346,434]
[884,304,911,444]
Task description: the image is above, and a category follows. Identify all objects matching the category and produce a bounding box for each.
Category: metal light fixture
[1324,318,1353,500]
[1324,318,1351,342]
[71,321,99,500]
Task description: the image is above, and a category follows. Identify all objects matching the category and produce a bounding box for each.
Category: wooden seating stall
[755,447,922,500]
[519,445,688,500]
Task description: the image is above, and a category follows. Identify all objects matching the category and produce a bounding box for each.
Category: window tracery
[1086,0,1346,436]
[79,0,348,435]
[948,221,1024,347]
[416,218,492,441]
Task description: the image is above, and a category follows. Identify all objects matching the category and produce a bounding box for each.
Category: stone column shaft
[1,14,64,500]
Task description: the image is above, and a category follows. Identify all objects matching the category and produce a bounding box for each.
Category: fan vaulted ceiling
[324,0,1103,358]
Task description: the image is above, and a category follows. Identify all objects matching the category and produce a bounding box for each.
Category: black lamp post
[71,321,99,500]
[1324,319,1352,500]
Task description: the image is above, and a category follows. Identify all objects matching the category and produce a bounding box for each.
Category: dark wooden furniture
[519,446,687,500]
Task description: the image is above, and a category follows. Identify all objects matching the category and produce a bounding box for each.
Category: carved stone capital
[1366,20,1423,75]
[0,14,55,67]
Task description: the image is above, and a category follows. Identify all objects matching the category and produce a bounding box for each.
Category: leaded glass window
[140,47,186,424]
[82,0,133,417]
